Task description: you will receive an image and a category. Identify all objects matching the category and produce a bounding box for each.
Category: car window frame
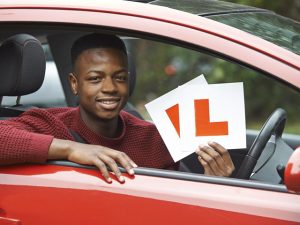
[47,160,289,193]
[0,6,299,193]
[0,22,299,186]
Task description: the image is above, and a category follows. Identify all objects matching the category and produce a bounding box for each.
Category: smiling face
[69,48,129,123]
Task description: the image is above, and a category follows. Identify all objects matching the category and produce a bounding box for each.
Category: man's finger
[123,153,138,168]
[100,154,125,183]
[93,158,112,183]
[208,141,235,175]
[196,147,225,176]
[208,141,231,162]
[109,151,136,176]
[200,144,226,172]
[198,156,214,176]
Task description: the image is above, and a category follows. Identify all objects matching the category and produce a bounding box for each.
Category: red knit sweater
[0,107,178,170]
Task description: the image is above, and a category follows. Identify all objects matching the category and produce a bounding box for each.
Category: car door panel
[0,164,299,225]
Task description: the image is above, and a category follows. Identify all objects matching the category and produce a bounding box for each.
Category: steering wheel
[236,108,287,179]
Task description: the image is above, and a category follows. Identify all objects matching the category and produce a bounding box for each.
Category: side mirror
[284,147,300,194]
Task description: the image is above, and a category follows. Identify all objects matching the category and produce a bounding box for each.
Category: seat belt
[69,129,86,144]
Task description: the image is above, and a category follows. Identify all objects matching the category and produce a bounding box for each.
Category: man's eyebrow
[114,68,129,74]
[86,70,104,75]
[86,68,129,75]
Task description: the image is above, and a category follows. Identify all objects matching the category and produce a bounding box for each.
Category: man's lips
[96,98,120,110]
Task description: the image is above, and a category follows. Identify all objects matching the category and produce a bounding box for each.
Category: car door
[1,162,300,225]
[0,2,299,225]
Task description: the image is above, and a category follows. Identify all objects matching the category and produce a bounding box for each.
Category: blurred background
[225,0,300,22]
[127,0,300,134]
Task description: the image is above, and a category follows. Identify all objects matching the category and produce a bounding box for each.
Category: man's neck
[79,108,121,138]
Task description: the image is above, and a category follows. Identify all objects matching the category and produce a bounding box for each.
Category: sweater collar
[75,107,127,144]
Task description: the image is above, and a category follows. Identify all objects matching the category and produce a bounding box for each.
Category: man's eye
[88,77,102,82]
[115,75,127,82]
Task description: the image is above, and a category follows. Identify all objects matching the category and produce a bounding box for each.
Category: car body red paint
[285,147,300,194]
[1,164,300,225]
[0,0,299,224]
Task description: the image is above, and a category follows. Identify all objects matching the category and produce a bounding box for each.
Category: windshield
[151,0,300,56]
[210,12,300,56]
[151,0,260,15]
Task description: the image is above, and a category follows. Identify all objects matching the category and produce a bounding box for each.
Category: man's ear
[69,73,78,95]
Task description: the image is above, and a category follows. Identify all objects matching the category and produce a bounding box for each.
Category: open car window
[0,23,299,188]
[126,38,300,135]
[123,37,300,181]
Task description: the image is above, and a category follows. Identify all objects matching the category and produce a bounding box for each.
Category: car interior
[0,33,46,117]
[0,23,300,189]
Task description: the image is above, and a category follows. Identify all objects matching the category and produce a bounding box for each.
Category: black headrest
[128,54,136,97]
[0,34,46,96]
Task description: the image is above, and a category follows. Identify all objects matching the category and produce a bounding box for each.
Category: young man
[0,33,234,182]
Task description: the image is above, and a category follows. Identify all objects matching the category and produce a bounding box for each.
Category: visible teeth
[100,100,117,104]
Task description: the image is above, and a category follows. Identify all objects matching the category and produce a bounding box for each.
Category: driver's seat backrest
[0,34,46,117]
[123,53,143,119]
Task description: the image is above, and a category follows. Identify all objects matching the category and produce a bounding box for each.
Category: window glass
[209,13,300,56]
[125,39,300,134]
[152,0,257,17]
[152,0,300,56]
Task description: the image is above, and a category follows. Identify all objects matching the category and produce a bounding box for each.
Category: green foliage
[126,1,300,134]
[224,0,300,22]
[128,39,300,134]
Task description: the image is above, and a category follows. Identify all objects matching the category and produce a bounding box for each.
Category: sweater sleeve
[0,125,54,164]
[0,108,71,165]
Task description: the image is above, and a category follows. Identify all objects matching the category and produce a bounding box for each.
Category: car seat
[123,53,143,119]
[0,34,46,117]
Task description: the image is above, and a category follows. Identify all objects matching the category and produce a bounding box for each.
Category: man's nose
[101,77,117,93]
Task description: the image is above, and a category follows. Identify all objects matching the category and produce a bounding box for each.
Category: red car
[0,0,300,224]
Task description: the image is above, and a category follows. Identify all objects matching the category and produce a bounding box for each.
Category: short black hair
[71,33,127,66]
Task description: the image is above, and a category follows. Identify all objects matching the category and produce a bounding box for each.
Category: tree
[225,0,300,21]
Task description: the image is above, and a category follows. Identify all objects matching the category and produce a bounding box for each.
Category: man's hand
[196,141,234,177]
[48,138,137,183]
